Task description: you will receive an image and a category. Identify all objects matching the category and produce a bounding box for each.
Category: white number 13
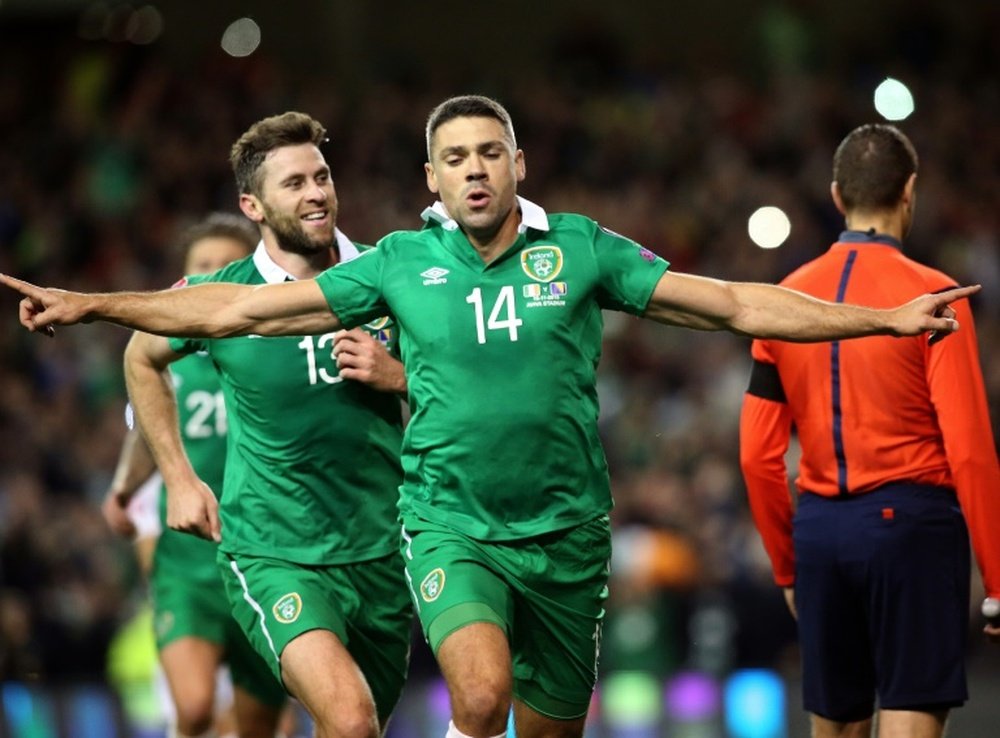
[466,286,523,344]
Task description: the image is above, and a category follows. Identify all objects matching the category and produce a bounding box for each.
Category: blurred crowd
[1,11,997,692]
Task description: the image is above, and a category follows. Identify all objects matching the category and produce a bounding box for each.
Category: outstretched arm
[1,274,341,338]
[124,332,221,541]
[643,271,980,341]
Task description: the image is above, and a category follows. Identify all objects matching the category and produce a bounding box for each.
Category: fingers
[17,295,56,336]
[334,329,383,375]
[923,285,980,340]
[101,496,137,539]
[331,328,374,356]
[166,486,220,541]
[0,273,42,298]
[206,496,222,543]
[937,284,980,304]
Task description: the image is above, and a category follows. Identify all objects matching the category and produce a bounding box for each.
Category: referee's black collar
[838,229,903,250]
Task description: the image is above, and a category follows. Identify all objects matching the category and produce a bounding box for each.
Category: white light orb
[748,206,791,249]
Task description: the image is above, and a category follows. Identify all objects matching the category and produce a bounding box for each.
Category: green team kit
[316,198,670,718]
[151,351,285,706]
[168,235,411,717]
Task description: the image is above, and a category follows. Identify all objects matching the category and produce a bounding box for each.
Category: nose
[307,179,328,201]
[465,154,487,181]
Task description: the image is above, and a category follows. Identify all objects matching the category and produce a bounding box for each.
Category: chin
[464,211,498,229]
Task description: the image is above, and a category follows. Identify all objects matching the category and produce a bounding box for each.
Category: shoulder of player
[182,253,258,287]
[542,212,601,235]
[384,225,437,242]
[370,228,442,257]
[528,213,626,251]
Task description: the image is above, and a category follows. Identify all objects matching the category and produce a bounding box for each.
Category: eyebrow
[438,140,507,158]
[277,165,330,187]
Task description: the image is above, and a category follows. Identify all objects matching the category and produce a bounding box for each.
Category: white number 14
[465,286,523,344]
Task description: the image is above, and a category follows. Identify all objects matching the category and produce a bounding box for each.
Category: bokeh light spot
[126,6,163,45]
[221,17,261,58]
[874,78,915,121]
[748,206,791,249]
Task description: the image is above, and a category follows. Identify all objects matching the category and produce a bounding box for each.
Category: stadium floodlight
[747,206,791,250]
[221,17,261,58]
[874,78,915,121]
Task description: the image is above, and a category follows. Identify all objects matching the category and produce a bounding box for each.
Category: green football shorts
[151,568,286,707]
[401,514,612,720]
[219,550,413,720]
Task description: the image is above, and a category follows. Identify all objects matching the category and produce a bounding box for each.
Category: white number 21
[465,286,523,344]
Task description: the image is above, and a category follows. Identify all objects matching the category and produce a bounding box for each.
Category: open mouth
[466,190,491,208]
[301,210,329,225]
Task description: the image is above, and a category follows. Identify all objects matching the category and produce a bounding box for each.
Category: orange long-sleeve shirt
[739,232,1000,596]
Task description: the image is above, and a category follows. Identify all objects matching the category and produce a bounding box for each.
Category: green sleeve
[592,222,670,314]
[315,245,391,328]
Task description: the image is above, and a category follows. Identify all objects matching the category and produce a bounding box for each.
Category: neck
[262,234,337,279]
[844,210,905,241]
[464,205,522,263]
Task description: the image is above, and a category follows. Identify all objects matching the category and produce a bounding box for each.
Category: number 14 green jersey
[316,198,669,541]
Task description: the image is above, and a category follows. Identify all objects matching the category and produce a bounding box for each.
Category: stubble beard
[263,205,336,256]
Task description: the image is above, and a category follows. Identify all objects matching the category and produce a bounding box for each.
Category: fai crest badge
[273,593,303,624]
[420,568,446,603]
[364,316,394,344]
[365,316,391,331]
[155,611,175,639]
[521,246,563,283]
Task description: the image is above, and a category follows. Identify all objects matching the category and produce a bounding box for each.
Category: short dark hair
[833,124,918,212]
[176,212,258,257]
[229,112,327,197]
[425,95,517,160]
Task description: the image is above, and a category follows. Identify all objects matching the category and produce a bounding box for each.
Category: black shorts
[793,482,970,721]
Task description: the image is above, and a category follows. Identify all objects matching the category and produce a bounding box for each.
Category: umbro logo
[421,267,449,285]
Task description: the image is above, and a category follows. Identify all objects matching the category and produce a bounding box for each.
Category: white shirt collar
[420,195,550,234]
[252,229,360,284]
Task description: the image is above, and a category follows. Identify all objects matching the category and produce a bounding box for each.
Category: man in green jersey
[1,96,979,738]
[107,113,413,738]
[102,213,288,738]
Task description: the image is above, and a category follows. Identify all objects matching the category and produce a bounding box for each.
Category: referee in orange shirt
[739,123,1000,738]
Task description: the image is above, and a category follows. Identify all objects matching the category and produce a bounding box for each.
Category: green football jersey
[152,351,227,581]
[316,198,669,540]
[169,237,404,564]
